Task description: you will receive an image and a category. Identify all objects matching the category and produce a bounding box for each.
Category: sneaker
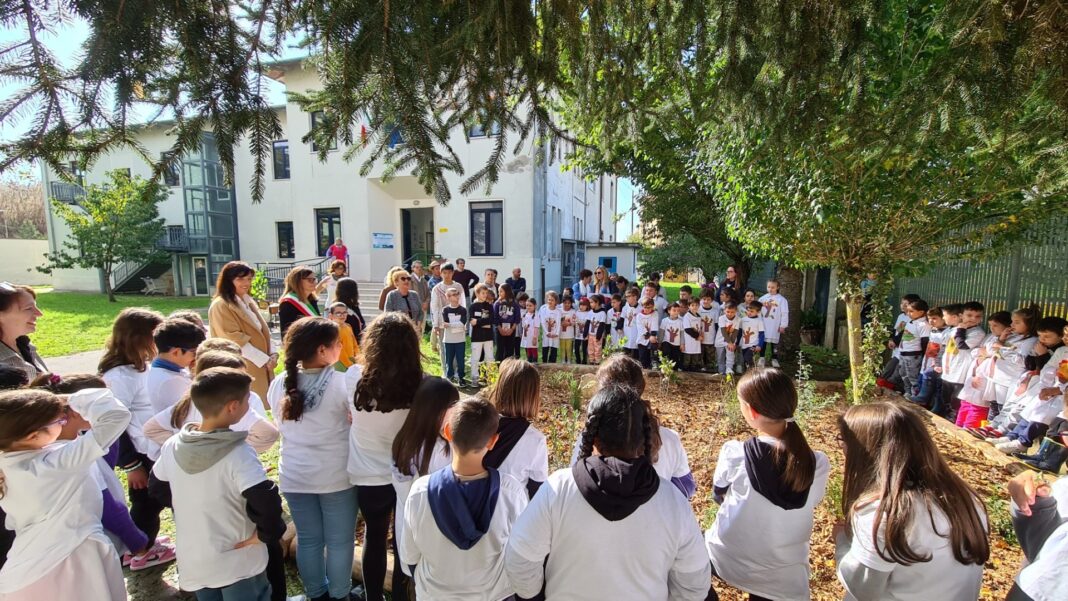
[458,378,471,388]
[122,536,171,566]
[128,541,176,571]
[757,358,766,368]
[995,440,1027,455]
[771,359,780,368]
[987,436,1011,445]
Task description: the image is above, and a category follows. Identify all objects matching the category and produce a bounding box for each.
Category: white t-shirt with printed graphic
[660,317,683,348]
[621,303,641,349]
[697,303,720,345]
[739,315,765,350]
[559,308,577,340]
[538,306,562,349]
[757,293,789,344]
[520,312,540,349]
[635,311,659,347]
[681,312,703,355]
[715,315,741,348]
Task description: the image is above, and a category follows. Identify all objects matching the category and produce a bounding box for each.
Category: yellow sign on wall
[438,227,448,233]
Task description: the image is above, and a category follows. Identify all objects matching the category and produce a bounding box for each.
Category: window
[388,126,404,148]
[470,201,503,256]
[468,121,502,138]
[276,222,295,259]
[315,208,342,256]
[310,111,337,152]
[272,140,290,179]
[161,153,180,186]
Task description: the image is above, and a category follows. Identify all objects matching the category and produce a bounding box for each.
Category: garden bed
[533,365,1024,601]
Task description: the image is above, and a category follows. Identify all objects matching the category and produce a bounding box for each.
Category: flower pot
[257,299,269,310]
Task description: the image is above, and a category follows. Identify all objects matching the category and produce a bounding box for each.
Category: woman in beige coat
[208,261,277,401]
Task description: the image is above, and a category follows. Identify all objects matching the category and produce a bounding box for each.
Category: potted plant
[799,307,825,346]
[250,271,269,309]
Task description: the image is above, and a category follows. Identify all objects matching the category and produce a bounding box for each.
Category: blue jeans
[909,369,942,406]
[444,342,466,380]
[284,487,359,599]
[195,572,270,601]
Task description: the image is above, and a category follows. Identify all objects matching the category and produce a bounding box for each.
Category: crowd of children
[2,270,1067,601]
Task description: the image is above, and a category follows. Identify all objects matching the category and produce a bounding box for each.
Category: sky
[0,14,639,236]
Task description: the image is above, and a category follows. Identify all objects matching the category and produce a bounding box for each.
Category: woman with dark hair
[334,277,366,342]
[279,266,321,336]
[0,283,46,380]
[208,261,276,398]
[346,313,424,601]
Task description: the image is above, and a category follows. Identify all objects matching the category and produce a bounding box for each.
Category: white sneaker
[771,359,780,368]
[988,436,1011,445]
[995,440,1027,455]
[757,358,766,367]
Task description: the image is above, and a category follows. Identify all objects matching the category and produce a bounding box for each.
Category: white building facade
[41,59,628,300]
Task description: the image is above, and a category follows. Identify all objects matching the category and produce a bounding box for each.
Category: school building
[40,58,635,301]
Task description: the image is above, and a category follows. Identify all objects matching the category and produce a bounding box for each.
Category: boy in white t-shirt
[635,297,659,369]
[739,301,766,372]
[402,397,528,601]
[621,288,641,359]
[152,367,285,600]
[879,293,922,391]
[147,318,206,414]
[757,278,789,368]
[697,289,721,372]
[538,291,562,364]
[895,298,931,398]
[659,302,684,369]
[681,298,704,372]
[715,303,741,375]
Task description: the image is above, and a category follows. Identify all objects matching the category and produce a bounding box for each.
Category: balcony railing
[50,181,86,204]
[157,225,190,252]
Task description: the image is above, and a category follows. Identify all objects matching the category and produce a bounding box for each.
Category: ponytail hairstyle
[0,389,65,453]
[98,307,164,373]
[171,350,245,428]
[281,317,339,421]
[392,377,459,477]
[488,358,541,419]
[838,402,989,566]
[30,372,106,394]
[594,354,662,461]
[354,312,423,412]
[1012,305,1041,337]
[736,368,815,493]
[576,384,653,462]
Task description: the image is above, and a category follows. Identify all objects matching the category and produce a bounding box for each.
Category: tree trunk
[103,268,116,302]
[777,266,804,367]
[844,294,865,403]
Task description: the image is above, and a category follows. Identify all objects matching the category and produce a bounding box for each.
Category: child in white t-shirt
[505,384,711,601]
[894,298,932,397]
[715,303,741,375]
[739,301,766,372]
[559,296,576,364]
[574,297,593,365]
[956,313,1011,429]
[635,298,659,369]
[0,388,131,600]
[880,294,921,390]
[835,402,988,601]
[147,318,206,414]
[659,302,684,369]
[607,293,624,349]
[402,397,528,601]
[587,295,609,365]
[153,368,286,599]
[538,291,563,363]
[757,278,789,367]
[520,298,540,363]
[706,368,829,600]
[266,317,357,601]
[697,290,721,372]
[681,298,704,372]
[621,288,641,356]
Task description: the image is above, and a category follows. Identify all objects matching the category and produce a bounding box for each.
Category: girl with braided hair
[505,384,711,601]
[266,316,357,601]
[705,367,829,601]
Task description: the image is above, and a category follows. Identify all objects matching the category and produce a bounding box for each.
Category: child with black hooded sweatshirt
[505,384,711,601]
[705,368,829,601]
[401,396,529,600]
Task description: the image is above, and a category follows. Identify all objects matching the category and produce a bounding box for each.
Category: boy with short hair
[940,301,986,419]
[757,278,789,368]
[697,289,721,372]
[152,367,285,600]
[148,318,207,415]
[715,302,741,375]
[659,302,684,368]
[442,288,470,386]
[401,397,529,600]
[635,297,659,369]
[909,306,948,407]
[431,262,468,372]
[878,293,922,390]
[681,299,704,372]
[538,291,562,364]
[895,298,931,397]
[469,283,495,386]
[678,285,693,307]
[621,288,641,360]
[739,301,766,371]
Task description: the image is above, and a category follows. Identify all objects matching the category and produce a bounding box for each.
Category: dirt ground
[534,366,1024,601]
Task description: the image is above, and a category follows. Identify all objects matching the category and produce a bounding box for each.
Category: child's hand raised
[233,531,261,550]
[1007,471,1051,516]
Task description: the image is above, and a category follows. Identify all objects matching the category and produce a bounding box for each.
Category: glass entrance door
[316,208,342,256]
[192,257,210,296]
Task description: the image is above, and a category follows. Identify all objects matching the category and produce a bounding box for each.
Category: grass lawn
[33,290,211,357]
[659,281,693,302]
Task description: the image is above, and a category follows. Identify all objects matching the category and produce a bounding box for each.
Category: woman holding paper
[208,261,277,401]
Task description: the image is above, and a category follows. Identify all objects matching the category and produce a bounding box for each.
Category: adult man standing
[430,263,467,372]
[325,238,348,263]
[483,268,500,298]
[505,267,526,293]
[410,260,432,332]
[451,258,480,299]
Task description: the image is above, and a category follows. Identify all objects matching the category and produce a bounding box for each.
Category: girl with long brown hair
[346,312,423,601]
[704,368,828,601]
[836,402,989,600]
[484,358,549,498]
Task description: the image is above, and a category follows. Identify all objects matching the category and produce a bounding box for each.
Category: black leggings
[541,346,558,364]
[357,484,408,601]
[574,339,588,364]
[496,333,519,361]
[130,457,165,544]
